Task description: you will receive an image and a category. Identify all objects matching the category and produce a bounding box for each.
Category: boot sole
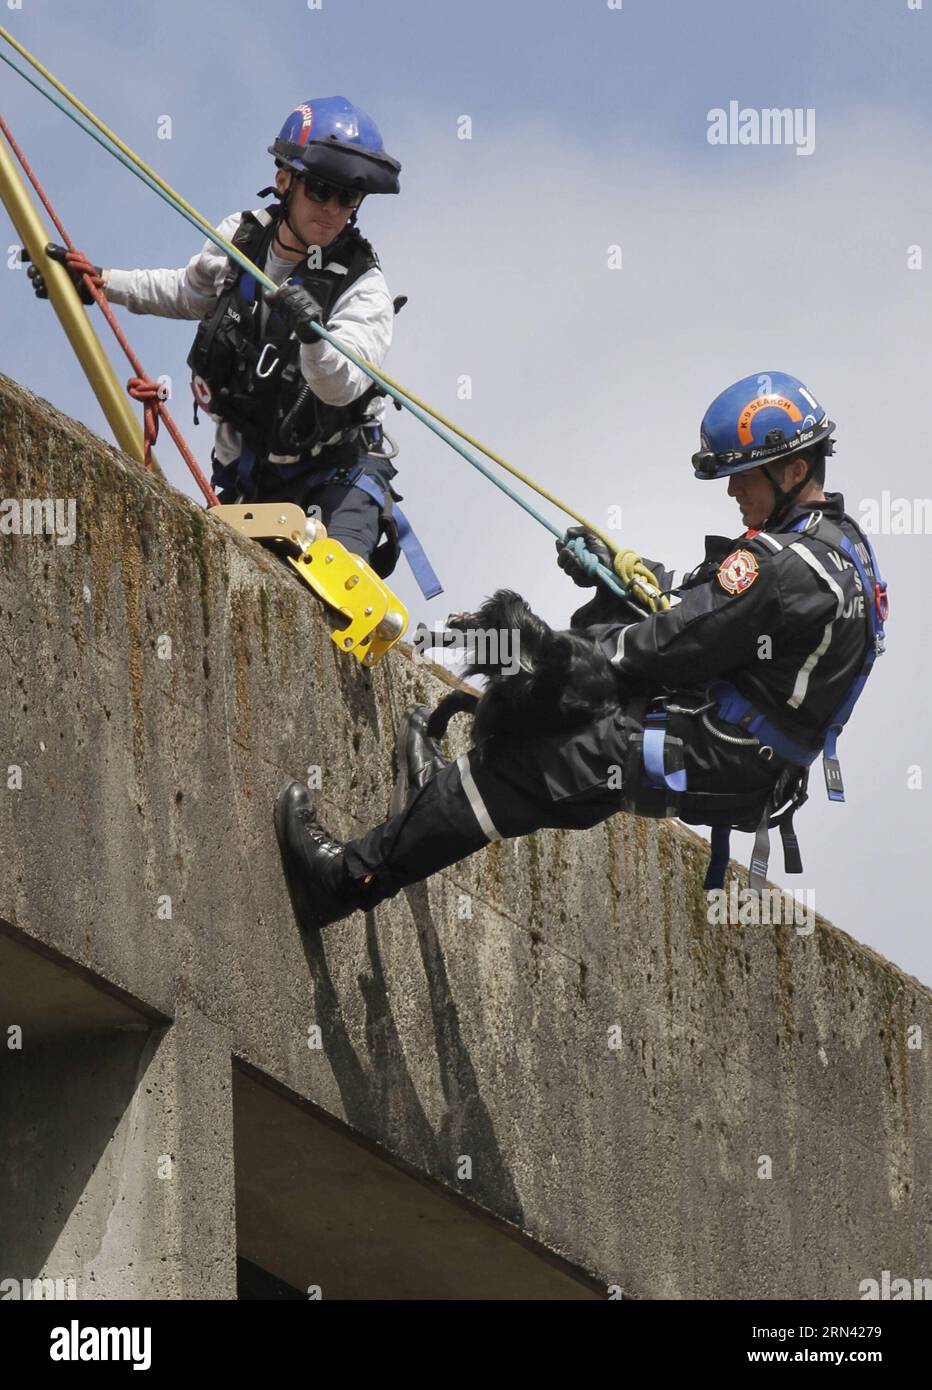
[389,706,422,817]
[389,746,410,818]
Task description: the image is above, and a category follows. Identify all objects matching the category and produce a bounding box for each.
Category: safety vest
[187,205,383,462]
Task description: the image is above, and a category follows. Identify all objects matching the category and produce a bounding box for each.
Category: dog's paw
[446,610,477,633]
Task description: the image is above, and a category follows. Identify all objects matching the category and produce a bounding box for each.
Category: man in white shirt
[29,98,439,592]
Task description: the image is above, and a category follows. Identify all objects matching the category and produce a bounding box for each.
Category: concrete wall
[1,372,929,1299]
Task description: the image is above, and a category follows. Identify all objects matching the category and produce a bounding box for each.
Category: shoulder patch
[717,547,760,595]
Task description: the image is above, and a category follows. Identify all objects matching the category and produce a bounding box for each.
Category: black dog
[424,589,621,744]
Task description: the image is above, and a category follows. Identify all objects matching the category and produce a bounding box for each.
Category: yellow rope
[355,362,667,609]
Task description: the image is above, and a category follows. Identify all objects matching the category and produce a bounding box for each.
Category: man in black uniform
[274,371,888,928]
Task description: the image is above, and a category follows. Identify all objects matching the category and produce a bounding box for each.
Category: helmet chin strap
[258,171,314,256]
[275,175,312,255]
[761,454,816,529]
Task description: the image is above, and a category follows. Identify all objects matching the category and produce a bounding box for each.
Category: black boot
[389,704,451,815]
[274,781,376,931]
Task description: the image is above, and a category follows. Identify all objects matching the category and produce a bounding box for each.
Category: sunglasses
[299,175,363,210]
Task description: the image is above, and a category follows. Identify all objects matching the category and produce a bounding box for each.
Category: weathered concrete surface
[0,371,929,1299]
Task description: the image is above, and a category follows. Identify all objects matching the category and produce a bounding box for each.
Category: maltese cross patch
[717,547,760,595]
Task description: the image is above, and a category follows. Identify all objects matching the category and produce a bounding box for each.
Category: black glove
[271,283,325,344]
[22,243,102,305]
[556,525,614,587]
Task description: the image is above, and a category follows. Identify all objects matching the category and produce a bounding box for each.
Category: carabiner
[255,343,280,379]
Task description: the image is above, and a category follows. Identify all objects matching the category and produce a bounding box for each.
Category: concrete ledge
[233,1061,601,1299]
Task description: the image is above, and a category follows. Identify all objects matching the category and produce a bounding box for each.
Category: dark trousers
[343,709,638,902]
[341,704,780,904]
[213,449,396,564]
[301,476,382,560]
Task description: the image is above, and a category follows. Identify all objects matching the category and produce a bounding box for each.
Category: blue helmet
[693,371,835,481]
[269,97,401,194]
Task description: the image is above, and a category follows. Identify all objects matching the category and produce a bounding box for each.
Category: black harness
[634,512,887,892]
[187,205,384,462]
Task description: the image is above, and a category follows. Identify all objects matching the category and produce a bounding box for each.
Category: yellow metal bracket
[208,503,408,667]
[288,540,408,667]
[207,502,311,554]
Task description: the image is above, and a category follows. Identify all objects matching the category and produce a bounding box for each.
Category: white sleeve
[103,212,244,320]
[297,266,394,406]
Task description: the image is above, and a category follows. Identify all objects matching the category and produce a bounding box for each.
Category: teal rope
[0,47,264,273]
[309,325,635,598]
[1,44,638,604]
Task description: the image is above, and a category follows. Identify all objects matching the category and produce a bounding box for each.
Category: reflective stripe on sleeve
[785,541,846,710]
[788,621,834,709]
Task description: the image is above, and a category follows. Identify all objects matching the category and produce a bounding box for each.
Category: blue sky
[2,0,931,982]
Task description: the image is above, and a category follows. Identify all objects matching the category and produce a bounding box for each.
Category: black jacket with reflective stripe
[571,493,881,748]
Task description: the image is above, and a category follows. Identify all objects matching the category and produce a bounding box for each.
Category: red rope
[0,112,219,506]
[126,374,166,467]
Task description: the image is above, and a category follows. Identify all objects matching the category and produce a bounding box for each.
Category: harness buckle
[874,581,889,622]
[823,759,844,801]
[822,728,845,801]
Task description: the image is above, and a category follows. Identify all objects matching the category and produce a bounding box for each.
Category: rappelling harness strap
[643,713,688,795]
[188,205,384,461]
[333,465,443,600]
[189,205,441,599]
[638,511,888,892]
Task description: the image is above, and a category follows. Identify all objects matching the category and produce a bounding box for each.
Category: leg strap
[322,466,443,600]
[704,826,731,890]
[211,445,258,502]
[748,804,772,895]
[642,713,688,793]
[778,811,804,874]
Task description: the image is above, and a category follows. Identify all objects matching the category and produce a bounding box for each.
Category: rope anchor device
[207,504,407,665]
